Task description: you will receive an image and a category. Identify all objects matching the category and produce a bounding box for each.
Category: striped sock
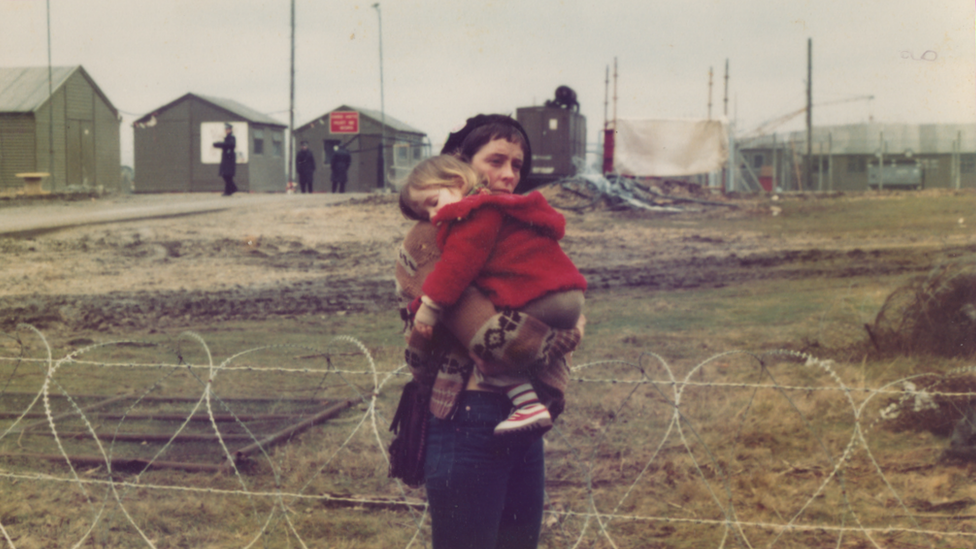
[505,383,540,410]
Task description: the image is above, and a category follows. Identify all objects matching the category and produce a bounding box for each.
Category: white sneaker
[494,404,552,436]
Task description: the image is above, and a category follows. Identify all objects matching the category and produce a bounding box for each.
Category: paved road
[0,192,362,237]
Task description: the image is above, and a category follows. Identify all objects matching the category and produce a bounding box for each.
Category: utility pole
[772,134,779,191]
[601,64,608,169]
[957,131,963,189]
[613,57,618,129]
[817,141,823,191]
[879,131,885,191]
[725,59,733,192]
[288,0,295,190]
[828,132,833,191]
[805,38,812,192]
[603,58,618,176]
[604,64,609,131]
[706,67,714,188]
[707,66,713,119]
[372,3,386,189]
[723,59,729,117]
[47,0,55,191]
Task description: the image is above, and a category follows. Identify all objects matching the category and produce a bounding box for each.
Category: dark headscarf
[441,114,534,193]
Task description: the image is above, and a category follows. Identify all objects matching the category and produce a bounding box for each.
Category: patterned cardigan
[396,221,581,420]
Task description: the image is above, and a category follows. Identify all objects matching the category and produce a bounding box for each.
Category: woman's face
[470,138,525,194]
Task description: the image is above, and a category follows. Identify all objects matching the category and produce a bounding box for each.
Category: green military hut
[0,65,121,194]
[293,105,428,193]
[133,93,287,193]
[738,123,976,192]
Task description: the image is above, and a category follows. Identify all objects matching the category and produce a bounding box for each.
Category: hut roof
[0,65,117,116]
[134,93,286,127]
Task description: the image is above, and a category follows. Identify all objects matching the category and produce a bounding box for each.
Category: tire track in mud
[2,243,965,332]
[583,245,960,290]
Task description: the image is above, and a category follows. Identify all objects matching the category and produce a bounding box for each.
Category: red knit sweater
[422,191,587,310]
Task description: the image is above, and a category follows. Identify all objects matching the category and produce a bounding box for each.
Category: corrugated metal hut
[517,105,587,189]
[133,93,287,193]
[293,105,427,193]
[0,66,121,193]
[739,122,976,192]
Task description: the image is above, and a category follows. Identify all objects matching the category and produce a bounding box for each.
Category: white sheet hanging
[613,118,728,176]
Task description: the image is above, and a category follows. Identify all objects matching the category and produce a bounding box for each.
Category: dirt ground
[1,186,973,334]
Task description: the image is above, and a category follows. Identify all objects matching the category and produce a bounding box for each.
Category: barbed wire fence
[2,324,976,548]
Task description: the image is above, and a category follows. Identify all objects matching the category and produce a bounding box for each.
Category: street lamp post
[372,3,386,189]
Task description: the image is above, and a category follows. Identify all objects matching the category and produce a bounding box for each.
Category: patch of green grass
[581,191,976,241]
[580,274,896,366]
[738,192,976,239]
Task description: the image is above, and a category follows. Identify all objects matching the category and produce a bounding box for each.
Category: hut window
[752,154,763,169]
[394,143,409,165]
[962,154,976,174]
[254,129,265,155]
[413,146,422,161]
[323,140,340,164]
[273,133,283,157]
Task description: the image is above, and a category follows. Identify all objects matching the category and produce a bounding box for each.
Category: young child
[399,155,587,435]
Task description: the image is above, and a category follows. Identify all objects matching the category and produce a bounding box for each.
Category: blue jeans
[425,391,546,549]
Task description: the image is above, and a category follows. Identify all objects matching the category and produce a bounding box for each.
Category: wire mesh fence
[2,325,976,548]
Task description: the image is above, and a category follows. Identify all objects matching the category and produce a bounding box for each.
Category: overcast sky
[2,0,974,166]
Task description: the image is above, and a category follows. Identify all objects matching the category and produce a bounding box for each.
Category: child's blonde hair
[399,155,482,221]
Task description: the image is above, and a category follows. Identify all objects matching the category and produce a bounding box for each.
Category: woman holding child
[394,114,585,549]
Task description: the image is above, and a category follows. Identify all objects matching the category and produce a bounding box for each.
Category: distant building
[133,93,287,193]
[516,105,587,191]
[738,123,976,192]
[0,66,121,193]
[293,106,428,193]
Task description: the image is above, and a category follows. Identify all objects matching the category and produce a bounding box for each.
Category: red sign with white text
[330,111,360,134]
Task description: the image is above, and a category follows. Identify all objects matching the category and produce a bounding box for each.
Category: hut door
[66,120,96,188]
[80,121,95,187]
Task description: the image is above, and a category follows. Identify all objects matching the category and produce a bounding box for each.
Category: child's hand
[415,302,439,327]
[413,321,434,340]
[405,322,434,356]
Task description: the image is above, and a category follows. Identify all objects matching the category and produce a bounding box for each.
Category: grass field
[2,191,976,548]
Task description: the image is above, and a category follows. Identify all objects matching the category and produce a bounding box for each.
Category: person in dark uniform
[330,144,352,194]
[295,141,316,194]
[213,123,238,196]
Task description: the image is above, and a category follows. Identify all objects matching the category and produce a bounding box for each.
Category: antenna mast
[805,37,813,192]
[613,57,618,128]
[723,59,729,117]
[604,64,609,131]
[708,67,713,120]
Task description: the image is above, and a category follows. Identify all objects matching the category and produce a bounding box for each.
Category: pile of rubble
[537,173,736,213]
